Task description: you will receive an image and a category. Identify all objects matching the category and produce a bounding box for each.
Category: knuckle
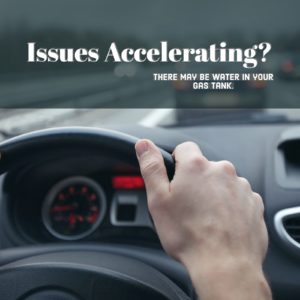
[174,143,185,154]
[239,177,251,190]
[174,141,202,157]
[189,155,207,168]
[254,192,263,203]
[253,192,265,213]
[176,141,199,151]
[183,141,199,148]
[218,160,236,175]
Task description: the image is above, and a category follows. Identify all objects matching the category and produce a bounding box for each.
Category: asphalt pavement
[0,59,299,136]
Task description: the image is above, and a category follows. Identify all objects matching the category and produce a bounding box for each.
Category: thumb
[135,139,169,200]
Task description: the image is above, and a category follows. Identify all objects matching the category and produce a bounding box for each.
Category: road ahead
[0,61,299,135]
[0,108,176,138]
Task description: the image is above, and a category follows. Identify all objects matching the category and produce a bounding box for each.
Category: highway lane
[0,68,299,136]
[0,108,175,138]
[0,59,299,109]
[0,85,175,135]
[0,68,160,108]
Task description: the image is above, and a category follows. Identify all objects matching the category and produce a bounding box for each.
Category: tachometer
[42,176,106,240]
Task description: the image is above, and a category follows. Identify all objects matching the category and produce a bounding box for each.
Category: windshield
[0,0,300,133]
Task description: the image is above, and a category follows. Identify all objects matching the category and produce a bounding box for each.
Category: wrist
[183,256,272,300]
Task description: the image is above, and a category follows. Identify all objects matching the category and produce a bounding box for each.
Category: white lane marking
[138,108,173,127]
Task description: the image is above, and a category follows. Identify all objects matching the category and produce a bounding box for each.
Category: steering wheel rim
[0,250,190,300]
[0,127,175,178]
[0,127,188,300]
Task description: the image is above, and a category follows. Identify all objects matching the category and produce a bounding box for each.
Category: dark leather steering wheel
[0,128,192,300]
[0,127,175,178]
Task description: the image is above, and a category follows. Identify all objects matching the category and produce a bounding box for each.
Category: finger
[135,139,170,199]
[172,141,207,169]
[210,160,237,178]
[238,176,251,189]
[173,141,204,160]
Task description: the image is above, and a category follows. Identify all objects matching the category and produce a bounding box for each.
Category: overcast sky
[1,0,299,41]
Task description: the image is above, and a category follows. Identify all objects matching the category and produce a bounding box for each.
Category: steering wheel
[0,128,192,300]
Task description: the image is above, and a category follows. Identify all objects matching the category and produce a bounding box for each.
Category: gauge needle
[69,213,77,226]
[50,205,74,213]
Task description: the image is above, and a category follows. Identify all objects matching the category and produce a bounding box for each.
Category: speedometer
[42,176,106,240]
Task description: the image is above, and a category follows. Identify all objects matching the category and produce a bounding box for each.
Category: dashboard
[1,124,300,299]
[2,153,158,247]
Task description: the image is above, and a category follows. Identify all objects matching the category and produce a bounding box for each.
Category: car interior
[0,119,299,299]
[1,0,300,299]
